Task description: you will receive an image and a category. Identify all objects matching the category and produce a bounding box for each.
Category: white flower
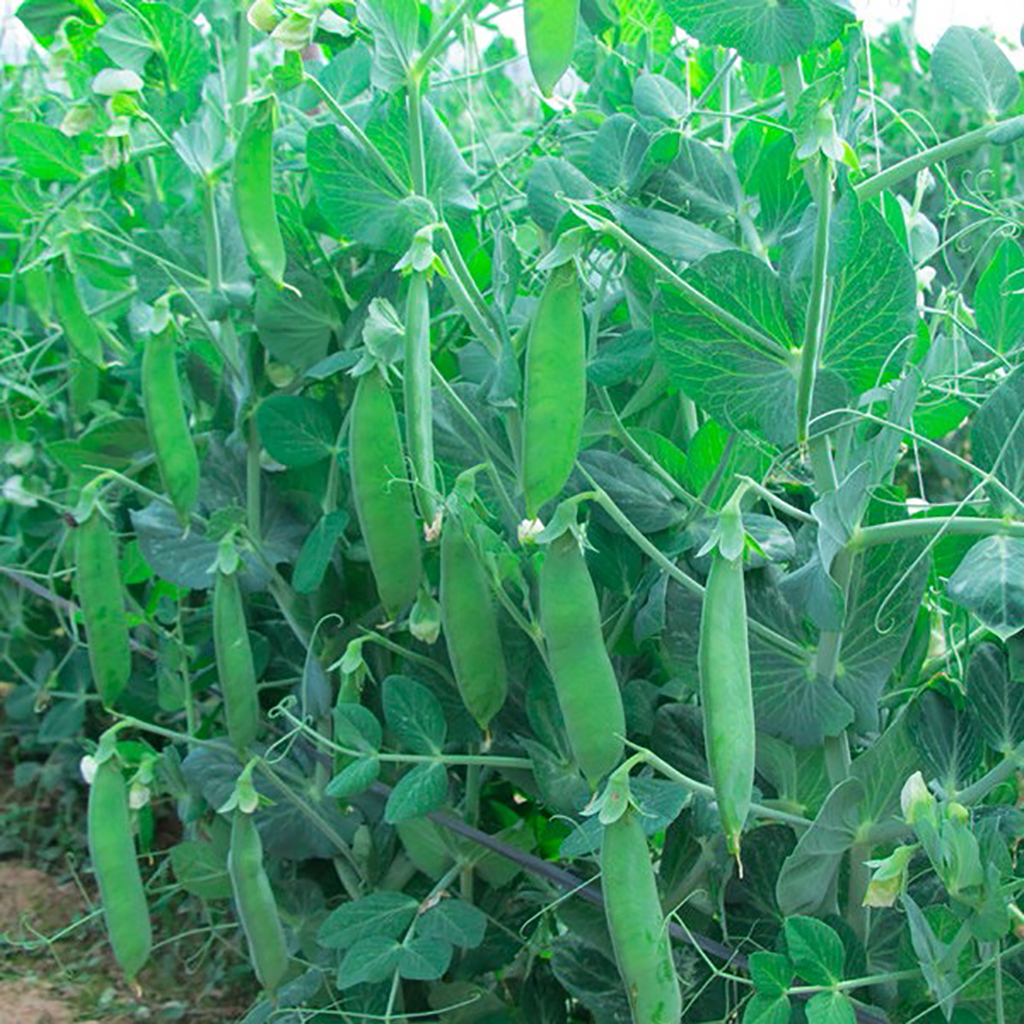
[518,518,544,545]
[80,755,98,785]
[92,69,144,96]
[2,475,38,508]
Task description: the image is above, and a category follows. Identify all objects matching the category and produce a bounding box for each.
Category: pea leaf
[7,123,84,181]
[399,935,454,980]
[971,369,1024,505]
[418,899,487,949]
[975,239,1024,355]
[907,690,983,795]
[318,891,418,949]
[357,0,419,93]
[384,762,449,823]
[336,934,402,989]
[169,840,233,900]
[931,26,1021,116]
[742,993,792,1024]
[784,916,845,987]
[293,509,348,594]
[326,756,381,799]
[383,675,447,754]
[946,536,1024,640]
[256,396,338,467]
[967,642,1024,756]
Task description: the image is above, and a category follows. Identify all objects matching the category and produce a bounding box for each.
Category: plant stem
[850,515,1024,551]
[956,744,1024,805]
[201,177,222,295]
[413,0,482,78]
[438,222,502,356]
[246,412,261,541]
[736,476,816,523]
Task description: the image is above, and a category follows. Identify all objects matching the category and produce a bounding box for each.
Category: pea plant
[2,1,1023,1022]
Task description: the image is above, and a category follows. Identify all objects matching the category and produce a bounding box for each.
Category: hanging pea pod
[235,96,286,286]
[88,759,152,981]
[524,0,579,96]
[440,516,508,729]
[75,508,131,707]
[540,530,624,787]
[69,352,100,420]
[522,261,586,518]
[213,569,261,754]
[404,271,438,526]
[228,810,290,994]
[697,495,754,866]
[53,254,104,367]
[602,808,682,1024]
[349,367,422,618]
[141,320,200,522]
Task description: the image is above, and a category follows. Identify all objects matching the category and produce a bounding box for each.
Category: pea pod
[539,531,624,786]
[602,809,681,1024]
[698,543,754,865]
[76,510,131,707]
[524,0,579,96]
[213,570,261,754]
[69,351,99,421]
[404,271,438,524]
[142,323,200,521]
[522,262,586,518]
[349,368,422,618]
[88,759,152,981]
[440,517,507,729]
[235,96,286,286]
[228,811,289,993]
[53,254,103,366]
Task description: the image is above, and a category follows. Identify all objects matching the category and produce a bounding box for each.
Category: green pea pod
[524,0,579,96]
[540,532,624,787]
[235,96,286,286]
[349,368,422,618]
[602,809,681,1024]
[213,570,261,754]
[698,549,754,865]
[69,351,99,420]
[522,262,586,518]
[88,760,152,981]
[228,811,289,994]
[440,518,508,729]
[53,255,103,366]
[142,324,200,521]
[76,510,131,707]
[404,271,438,525]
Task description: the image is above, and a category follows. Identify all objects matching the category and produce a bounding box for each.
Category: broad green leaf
[946,536,1024,640]
[318,891,418,949]
[806,992,855,1024]
[50,418,151,473]
[588,329,653,387]
[399,935,454,980]
[850,715,919,830]
[975,239,1024,355]
[966,642,1024,755]
[618,0,674,49]
[749,951,793,997]
[384,762,449,823]
[931,26,1021,116]
[588,114,650,193]
[169,840,233,900]
[334,703,383,752]
[660,0,854,64]
[646,137,738,220]
[383,675,447,754]
[524,0,578,95]
[357,0,419,92]
[96,12,154,72]
[633,73,687,122]
[776,778,864,916]
[256,396,337,468]
[907,690,983,794]
[7,123,84,181]
[293,509,348,594]
[902,895,964,1014]
[140,3,210,97]
[971,369,1024,505]
[325,756,380,799]
[319,43,372,103]
[336,934,402,988]
[613,204,734,262]
[755,734,830,818]
[575,450,686,533]
[742,993,792,1024]
[550,935,633,1023]
[784,916,844,986]
[16,0,98,43]
[527,157,595,233]
[418,899,487,949]
[254,270,340,369]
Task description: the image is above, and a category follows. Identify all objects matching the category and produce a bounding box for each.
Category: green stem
[854,120,1019,202]
[736,476,816,524]
[407,74,428,197]
[787,969,922,995]
[231,10,251,130]
[201,177,222,295]
[359,628,456,688]
[796,158,833,444]
[847,841,872,944]
[850,515,1024,551]
[438,222,502,356]
[247,412,261,541]
[412,0,481,78]
[956,744,1024,806]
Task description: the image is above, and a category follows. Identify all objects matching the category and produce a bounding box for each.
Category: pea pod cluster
[440,516,508,729]
[349,367,422,618]
[602,808,681,1024]
[76,509,131,707]
[142,322,200,521]
[88,759,152,981]
[228,810,289,994]
[522,262,586,518]
[213,569,261,754]
[697,515,755,865]
[540,531,624,787]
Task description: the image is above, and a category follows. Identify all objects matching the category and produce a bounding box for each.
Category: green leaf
[971,369,1024,505]
[399,935,454,980]
[524,0,578,95]
[742,993,792,1024]
[418,899,487,949]
[319,44,372,103]
[776,778,864,916]
[784,916,845,986]
[293,509,348,594]
[805,992,856,1024]
[660,0,854,64]
[7,123,84,181]
[318,891,418,949]
[526,157,595,233]
[588,114,650,193]
[334,703,383,752]
[613,204,734,262]
[967,642,1024,756]
[169,840,233,899]
[357,0,419,92]
[96,12,154,73]
[648,137,738,220]
[907,690,983,794]
[256,396,337,468]
[749,951,793,997]
[633,73,688,122]
[946,536,1024,640]
[384,762,449,823]
[931,26,1021,116]
[336,934,402,988]
[140,3,210,96]
[325,756,380,799]
[383,675,447,754]
[255,270,341,370]
[975,239,1024,356]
